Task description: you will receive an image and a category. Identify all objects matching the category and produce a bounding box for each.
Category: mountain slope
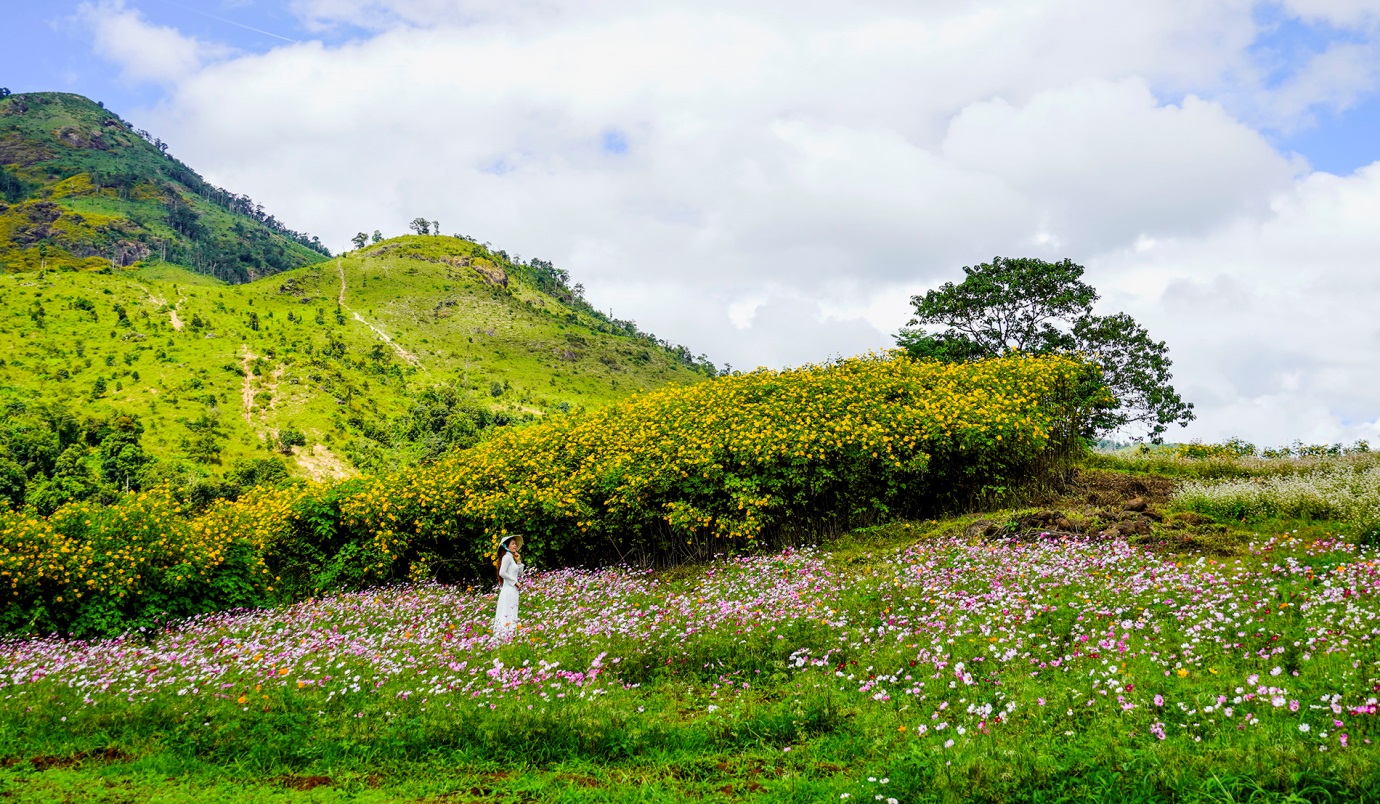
[0,235,714,499]
[0,91,328,281]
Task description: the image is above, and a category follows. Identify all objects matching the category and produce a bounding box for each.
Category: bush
[336,352,1105,575]
[0,487,272,636]
[277,425,307,454]
[3,353,1105,636]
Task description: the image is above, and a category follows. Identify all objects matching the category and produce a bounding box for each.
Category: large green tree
[897,256,1194,442]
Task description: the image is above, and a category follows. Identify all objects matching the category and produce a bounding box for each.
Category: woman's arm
[499,553,523,583]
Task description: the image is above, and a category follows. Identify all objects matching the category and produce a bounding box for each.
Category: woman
[492,534,524,640]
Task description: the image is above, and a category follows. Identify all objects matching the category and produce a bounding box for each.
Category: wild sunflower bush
[3,352,1107,636]
[345,352,1105,572]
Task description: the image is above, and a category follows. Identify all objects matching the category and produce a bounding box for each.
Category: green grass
[0,235,710,479]
[4,480,1378,802]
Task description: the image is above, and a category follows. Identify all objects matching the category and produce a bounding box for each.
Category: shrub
[277,425,307,454]
[0,487,272,635]
[3,353,1106,636]
[336,352,1105,576]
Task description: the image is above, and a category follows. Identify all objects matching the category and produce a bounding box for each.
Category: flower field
[1175,466,1380,538]
[2,352,1106,637]
[3,527,1378,801]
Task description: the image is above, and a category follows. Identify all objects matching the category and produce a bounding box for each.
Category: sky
[3,0,1380,447]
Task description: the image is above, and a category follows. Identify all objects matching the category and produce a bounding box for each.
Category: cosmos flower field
[3,526,1379,801]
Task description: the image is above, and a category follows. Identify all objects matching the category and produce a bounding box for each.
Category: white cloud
[1092,163,1380,444]
[99,0,1380,446]
[1261,41,1380,128]
[1279,0,1380,28]
[77,0,230,86]
[943,78,1302,252]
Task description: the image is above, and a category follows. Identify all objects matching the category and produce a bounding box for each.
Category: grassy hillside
[0,91,327,281]
[0,235,713,497]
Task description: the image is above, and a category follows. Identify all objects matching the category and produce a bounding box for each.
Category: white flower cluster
[1175,466,1380,534]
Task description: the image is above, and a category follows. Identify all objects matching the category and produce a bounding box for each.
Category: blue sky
[3,0,1380,446]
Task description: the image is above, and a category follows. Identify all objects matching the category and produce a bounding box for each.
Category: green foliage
[1,235,712,480]
[343,385,494,472]
[1089,439,1380,481]
[0,487,272,636]
[0,164,31,203]
[1174,465,1380,539]
[0,354,1100,636]
[331,353,1099,582]
[898,256,1194,442]
[181,405,227,464]
[277,424,307,453]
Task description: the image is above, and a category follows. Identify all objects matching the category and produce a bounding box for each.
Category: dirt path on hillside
[240,346,257,423]
[336,258,423,368]
[267,365,284,412]
[146,291,184,331]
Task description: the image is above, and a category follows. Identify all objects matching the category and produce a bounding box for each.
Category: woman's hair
[494,535,524,580]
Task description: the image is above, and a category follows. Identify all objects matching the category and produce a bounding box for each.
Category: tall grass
[1174,465,1380,538]
[1089,447,1380,481]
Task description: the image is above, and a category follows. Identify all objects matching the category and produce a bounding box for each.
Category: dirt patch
[276,775,334,791]
[952,467,1254,556]
[295,444,355,483]
[240,345,257,423]
[266,364,285,412]
[1072,468,1175,507]
[145,292,184,331]
[29,747,130,771]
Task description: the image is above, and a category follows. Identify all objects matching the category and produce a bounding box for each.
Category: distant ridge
[0,91,327,282]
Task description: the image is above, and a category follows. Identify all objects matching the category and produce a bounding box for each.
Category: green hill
[0,235,715,509]
[0,91,328,281]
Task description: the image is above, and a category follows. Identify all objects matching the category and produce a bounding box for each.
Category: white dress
[492,552,523,639]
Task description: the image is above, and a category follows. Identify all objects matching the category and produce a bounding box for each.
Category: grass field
[3,462,1378,803]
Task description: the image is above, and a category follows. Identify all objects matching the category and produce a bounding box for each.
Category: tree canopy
[897,256,1194,442]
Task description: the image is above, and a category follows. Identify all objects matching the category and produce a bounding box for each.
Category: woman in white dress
[492,534,524,640]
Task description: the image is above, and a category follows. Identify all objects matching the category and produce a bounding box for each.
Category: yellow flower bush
[2,352,1107,636]
[337,351,1104,570]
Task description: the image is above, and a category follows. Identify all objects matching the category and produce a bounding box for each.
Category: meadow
[2,511,1378,802]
